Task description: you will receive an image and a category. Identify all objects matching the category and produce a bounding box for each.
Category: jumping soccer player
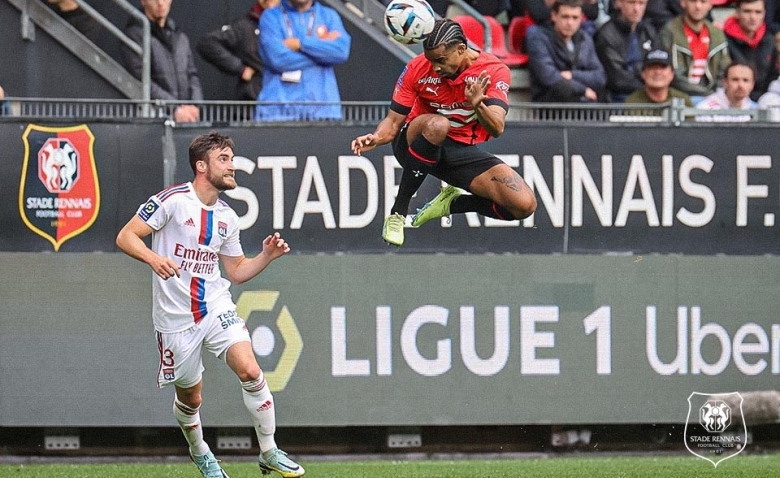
[116,131,304,478]
[351,18,537,246]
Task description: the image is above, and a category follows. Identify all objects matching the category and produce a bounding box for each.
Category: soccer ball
[384,0,436,45]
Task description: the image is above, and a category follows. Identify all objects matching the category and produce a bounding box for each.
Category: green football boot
[411,185,464,227]
[382,213,406,246]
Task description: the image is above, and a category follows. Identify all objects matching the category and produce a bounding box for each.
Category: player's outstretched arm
[116,215,181,280]
[220,232,290,285]
[351,110,406,155]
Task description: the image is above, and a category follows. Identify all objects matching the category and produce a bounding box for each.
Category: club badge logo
[19,124,100,251]
[685,392,746,467]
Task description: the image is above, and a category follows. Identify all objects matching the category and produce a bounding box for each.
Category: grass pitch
[1,454,779,478]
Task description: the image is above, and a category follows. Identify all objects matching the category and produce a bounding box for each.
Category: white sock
[173,398,210,456]
[241,374,278,452]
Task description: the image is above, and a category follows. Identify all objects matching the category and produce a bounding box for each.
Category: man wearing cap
[625,48,693,107]
[595,0,661,102]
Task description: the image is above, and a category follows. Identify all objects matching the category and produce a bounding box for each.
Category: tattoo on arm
[491,175,520,192]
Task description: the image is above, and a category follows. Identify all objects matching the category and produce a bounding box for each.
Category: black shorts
[392,123,503,191]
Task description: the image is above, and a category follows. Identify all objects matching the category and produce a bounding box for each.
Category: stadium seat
[485,16,528,67]
[452,15,487,49]
[452,15,528,67]
[508,15,534,55]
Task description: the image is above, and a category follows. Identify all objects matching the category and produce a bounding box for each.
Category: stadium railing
[2,97,780,125]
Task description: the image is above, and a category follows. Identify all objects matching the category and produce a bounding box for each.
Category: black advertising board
[2,121,777,255]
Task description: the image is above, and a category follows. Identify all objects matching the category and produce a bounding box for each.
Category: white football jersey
[137,182,243,333]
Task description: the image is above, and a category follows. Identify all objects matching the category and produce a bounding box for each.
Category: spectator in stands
[428,0,451,17]
[447,0,512,25]
[724,0,778,101]
[758,75,780,107]
[46,0,103,46]
[524,0,556,24]
[121,0,202,123]
[523,0,604,32]
[766,0,780,34]
[526,0,608,102]
[696,61,757,120]
[625,48,693,107]
[197,0,279,101]
[595,0,661,102]
[644,0,683,31]
[508,0,527,20]
[0,85,11,116]
[255,0,351,121]
[660,0,731,103]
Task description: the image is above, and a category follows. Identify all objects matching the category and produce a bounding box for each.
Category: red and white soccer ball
[384,0,436,45]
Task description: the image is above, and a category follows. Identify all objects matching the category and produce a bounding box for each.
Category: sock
[173,398,210,456]
[392,135,441,216]
[241,374,278,452]
[450,195,514,220]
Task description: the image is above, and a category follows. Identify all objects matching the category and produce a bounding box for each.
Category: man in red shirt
[351,19,537,247]
[660,0,731,102]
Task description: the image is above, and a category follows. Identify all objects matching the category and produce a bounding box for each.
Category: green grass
[1,454,779,478]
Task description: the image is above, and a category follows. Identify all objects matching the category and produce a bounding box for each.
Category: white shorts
[155,309,250,389]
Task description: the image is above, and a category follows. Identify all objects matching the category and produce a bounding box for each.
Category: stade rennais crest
[19,124,100,251]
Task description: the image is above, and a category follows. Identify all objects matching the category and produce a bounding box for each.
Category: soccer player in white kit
[116,132,304,478]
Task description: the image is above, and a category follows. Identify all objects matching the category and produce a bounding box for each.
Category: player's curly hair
[423,18,467,51]
[188,131,235,174]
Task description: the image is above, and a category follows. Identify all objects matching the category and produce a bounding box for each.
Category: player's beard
[208,170,237,192]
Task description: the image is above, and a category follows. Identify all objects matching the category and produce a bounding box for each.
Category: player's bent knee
[176,391,203,409]
[237,365,262,383]
[422,116,450,142]
[508,191,537,220]
[522,191,538,217]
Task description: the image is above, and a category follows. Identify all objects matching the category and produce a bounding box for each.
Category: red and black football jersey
[391,51,511,145]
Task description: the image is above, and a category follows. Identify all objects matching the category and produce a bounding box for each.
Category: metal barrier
[2,97,780,125]
[6,0,151,105]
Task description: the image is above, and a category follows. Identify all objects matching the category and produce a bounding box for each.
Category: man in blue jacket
[526,0,608,102]
[255,0,351,121]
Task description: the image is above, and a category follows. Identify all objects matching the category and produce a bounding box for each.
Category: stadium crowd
[21,0,780,114]
[461,0,780,109]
